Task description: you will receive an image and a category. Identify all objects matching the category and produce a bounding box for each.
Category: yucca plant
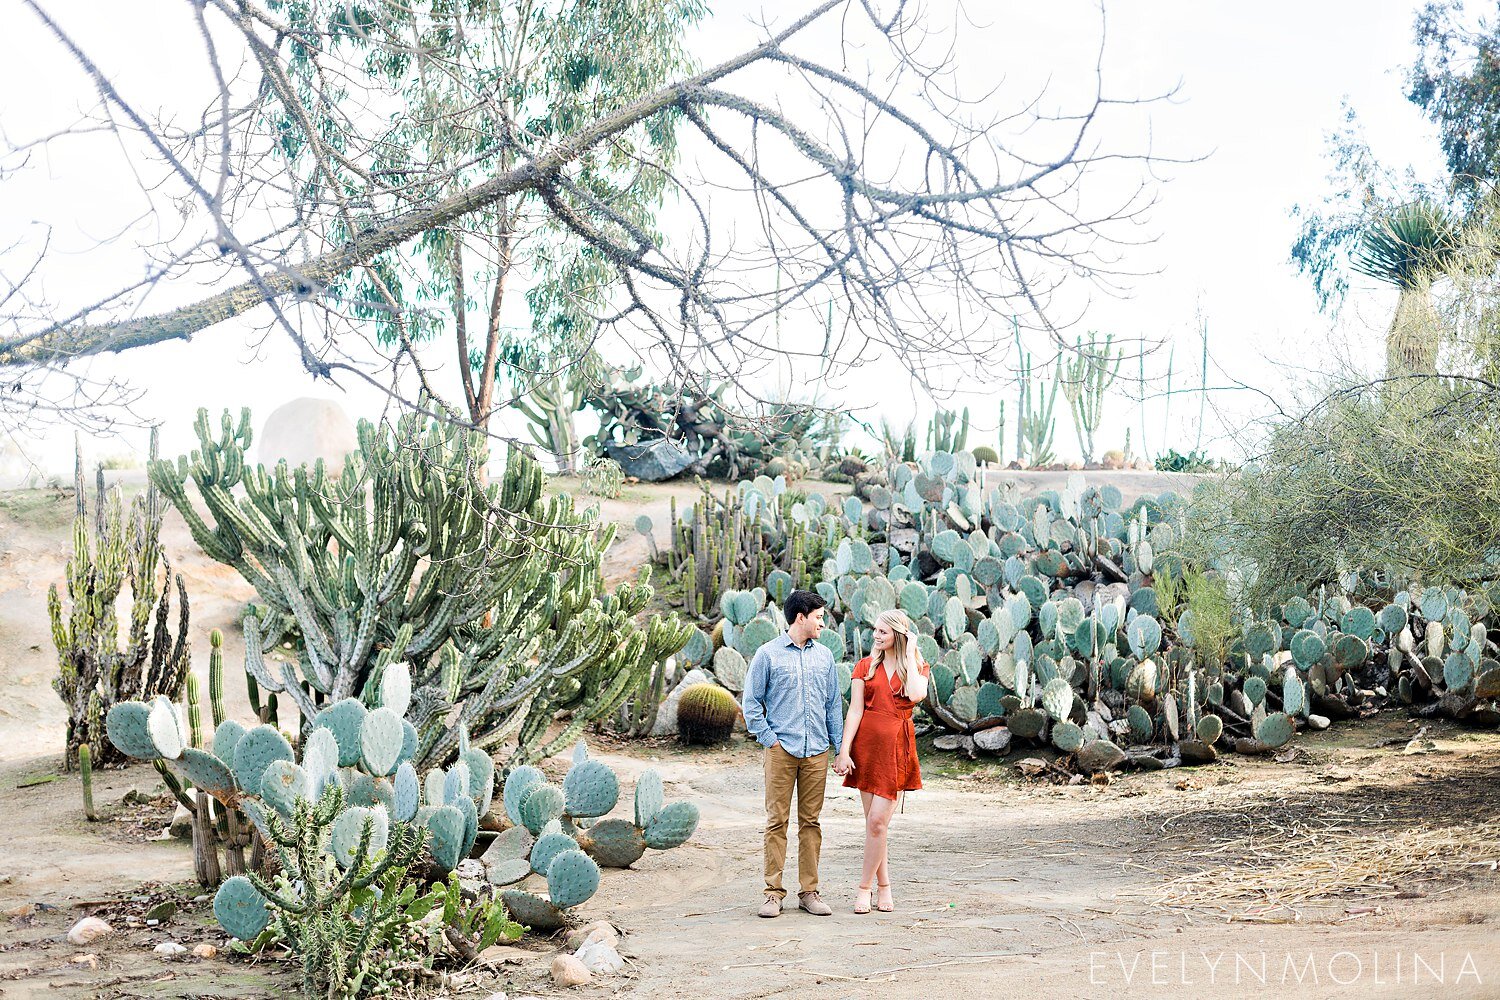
[1353,200,1461,379]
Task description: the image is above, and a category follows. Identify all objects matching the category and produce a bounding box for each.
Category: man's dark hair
[784,589,827,625]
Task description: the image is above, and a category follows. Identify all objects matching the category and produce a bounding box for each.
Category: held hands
[833,752,855,776]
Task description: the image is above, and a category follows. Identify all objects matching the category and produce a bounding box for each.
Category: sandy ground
[3,470,1496,999]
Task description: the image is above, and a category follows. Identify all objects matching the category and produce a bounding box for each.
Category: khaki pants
[762,744,830,898]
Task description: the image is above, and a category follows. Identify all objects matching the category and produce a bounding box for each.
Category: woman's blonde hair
[863,609,927,700]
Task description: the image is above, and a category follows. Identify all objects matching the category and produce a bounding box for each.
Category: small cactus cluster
[482,743,700,930]
[584,368,821,481]
[926,407,969,454]
[643,479,830,623]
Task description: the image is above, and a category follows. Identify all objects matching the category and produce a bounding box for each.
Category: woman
[833,608,930,914]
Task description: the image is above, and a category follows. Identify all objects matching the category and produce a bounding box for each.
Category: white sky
[0,0,1449,477]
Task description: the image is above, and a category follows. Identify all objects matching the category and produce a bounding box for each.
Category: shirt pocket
[803,663,829,707]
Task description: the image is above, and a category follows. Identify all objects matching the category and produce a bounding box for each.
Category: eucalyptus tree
[303,1,703,463]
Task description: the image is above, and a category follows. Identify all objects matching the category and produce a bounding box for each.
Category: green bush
[1182,380,1500,608]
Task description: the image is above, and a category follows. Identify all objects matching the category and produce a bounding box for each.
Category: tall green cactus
[50,429,190,768]
[150,406,689,769]
[1016,349,1059,468]
[926,407,970,454]
[1059,332,1121,464]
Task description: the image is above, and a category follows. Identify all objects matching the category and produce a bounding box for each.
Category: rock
[478,944,521,966]
[972,726,1011,754]
[1075,740,1125,774]
[154,942,188,960]
[4,903,35,919]
[1306,713,1331,730]
[191,943,217,959]
[66,917,112,946]
[69,954,98,970]
[932,733,974,755]
[575,941,625,976]
[170,800,194,840]
[1015,757,1049,777]
[1178,739,1218,764]
[550,954,592,987]
[605,439,694,482]
[257,398,359,474]
[649,668,717,736]
[565,921,618,952]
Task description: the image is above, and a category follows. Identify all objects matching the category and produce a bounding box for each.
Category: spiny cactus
[106,663,492,881]
[677,684,739,745]
[584,368,820,481]
[656,482,826,622]
[927,407,969,454]
[215,782,426,999]
[483,742,700,930]
[50,429,189,769]
[78,743,96,821]
[150,405,689,769]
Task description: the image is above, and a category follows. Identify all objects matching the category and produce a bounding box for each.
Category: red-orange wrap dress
[843,657,929,800]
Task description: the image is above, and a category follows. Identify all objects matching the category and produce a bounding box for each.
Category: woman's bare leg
[860,793,898,901]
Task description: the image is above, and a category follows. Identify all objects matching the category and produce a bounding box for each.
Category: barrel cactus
[677,684,740,745]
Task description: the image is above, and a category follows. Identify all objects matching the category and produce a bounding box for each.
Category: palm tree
[1353,200,1461,379]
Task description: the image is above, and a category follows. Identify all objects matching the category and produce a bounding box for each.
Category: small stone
[575,941,625,976]
[154,942,188,959]
[69,954,98,969]
[67,917,112,945]
[550,954,592,987]
[4,903,36,919]
[565,921,618,951]
[191,943,217,959]
[1306,713,1331,730]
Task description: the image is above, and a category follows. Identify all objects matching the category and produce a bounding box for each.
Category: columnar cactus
[150,405,690,769]
[50,429,189,768]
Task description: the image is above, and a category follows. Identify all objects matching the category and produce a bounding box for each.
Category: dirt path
[7,721,1494,999]
[561,720,1500,1000]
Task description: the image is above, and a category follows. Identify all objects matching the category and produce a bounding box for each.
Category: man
[741,589,843,918]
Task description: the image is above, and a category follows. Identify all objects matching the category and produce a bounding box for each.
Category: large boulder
[257,398,358,473]
[606,439,694,482]
[650,668,717,737]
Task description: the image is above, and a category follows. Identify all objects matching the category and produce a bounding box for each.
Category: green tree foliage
[1182,379,1500,610]
[263,1,704,433]
[1408,1,1500,203]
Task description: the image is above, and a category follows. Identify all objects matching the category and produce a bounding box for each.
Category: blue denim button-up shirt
[741,633,843,758]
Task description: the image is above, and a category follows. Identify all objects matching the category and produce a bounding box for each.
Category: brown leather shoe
[798,891,833,916]
[758,894,782,918]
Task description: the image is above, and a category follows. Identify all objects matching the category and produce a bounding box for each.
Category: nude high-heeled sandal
[854,886,872,914]
[876,883,894,912]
